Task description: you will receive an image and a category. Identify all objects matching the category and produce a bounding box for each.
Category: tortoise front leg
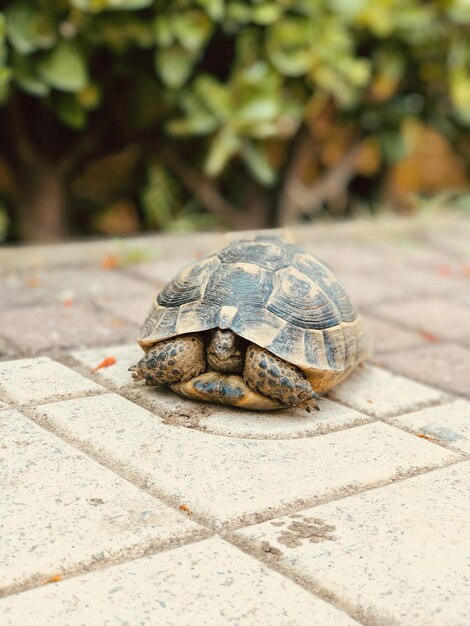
[244,344,319,411]
[130,334,205,386]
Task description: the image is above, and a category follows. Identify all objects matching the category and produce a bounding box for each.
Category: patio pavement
[0,213,469,625]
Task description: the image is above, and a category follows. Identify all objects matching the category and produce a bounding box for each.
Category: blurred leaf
[174,11,213,52]
[166,109,218,136]
[449,39,470,125]
[0,200,9,241]
[141,164,181,229]
[93,200,140,235]
[251,4,282,25]
[194,75,231,119]
[226,2,252,24]
[5,1,56,54]
[57,95,87,129]
[241,142,276,185]
[236,97,279,126]
[155,44,195,89]
[76,82,101,109]
[72,0,153,11]
[267,19,311,76]
[153,15,174,47]
[205,128,241,176]
[0,14,11,102]
[196,0,225,21]
[38,41,88,92]
[12,52,49,96]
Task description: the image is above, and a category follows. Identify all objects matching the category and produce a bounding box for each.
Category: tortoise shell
[138,237,369,393]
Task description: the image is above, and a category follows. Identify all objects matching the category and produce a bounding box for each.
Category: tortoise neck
[206,328,245,374]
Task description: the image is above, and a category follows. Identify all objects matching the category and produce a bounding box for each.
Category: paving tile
[0,409,202,595]
[0,268,152,310]
[0,273,45,311]
[370,297,470,343]
[200,399,371,439]
[98,295,151,326]
[336,272,410,309]
[0,537,358,626]
[361,314,425,353]
[32,393,458,528]
[303,239,390,274]
[423,227,470,261]
[0,304,139,357]
[328,364,446,418]
[390,400,470,454]
[237,461,470,626]
[71,344,143,389]
[127,384,217,416]
[378,266,470,299]
[131,258,196,285]
[379,344,470,398]
[0,357,104,406]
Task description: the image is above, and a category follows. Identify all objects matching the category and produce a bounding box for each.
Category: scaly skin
[130,333,205,385]
[131,328,319,411]
[243,344,319,410]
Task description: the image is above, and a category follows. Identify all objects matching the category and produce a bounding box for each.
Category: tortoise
[130,236,368,411]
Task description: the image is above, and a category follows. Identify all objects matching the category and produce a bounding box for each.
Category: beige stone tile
[0,357,104,406]
[31,393,458,528]
[237,462,470,626]
[0,409,202,595]
[328,364,446,418]
[390,400,470,454]
[0,537,359,626]
[71,344,143,389]
[379,344,470,399]
[200,398,371,439]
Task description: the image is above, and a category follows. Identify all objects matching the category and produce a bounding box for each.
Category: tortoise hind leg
[244,344,319,411]
[130,334,205,386]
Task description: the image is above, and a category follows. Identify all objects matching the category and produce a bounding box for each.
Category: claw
[128,364,144,381]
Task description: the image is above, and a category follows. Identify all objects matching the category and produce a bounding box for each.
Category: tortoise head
[207,328,245,374]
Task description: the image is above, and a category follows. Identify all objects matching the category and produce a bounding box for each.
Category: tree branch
[161,147,242,227]
[275,127,318,226]
[4,94,37,168]
[279,141,362,226]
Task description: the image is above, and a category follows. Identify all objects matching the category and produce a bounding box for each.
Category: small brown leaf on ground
[179,504,192,514]
[44,575,62,584]
[63,298,73,308]
[419,330,439,343]
[26,277,40,288]
[101,254,119,270]
[437,265,452,277]
[111,318,125,327]
[92,356,117,372]
[417,432,437,442]
[462,264,470,277]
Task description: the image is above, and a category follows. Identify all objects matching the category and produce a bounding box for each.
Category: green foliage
[1,0,470,240]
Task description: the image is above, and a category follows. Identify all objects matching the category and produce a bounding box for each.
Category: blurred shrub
[1,0,470,241]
